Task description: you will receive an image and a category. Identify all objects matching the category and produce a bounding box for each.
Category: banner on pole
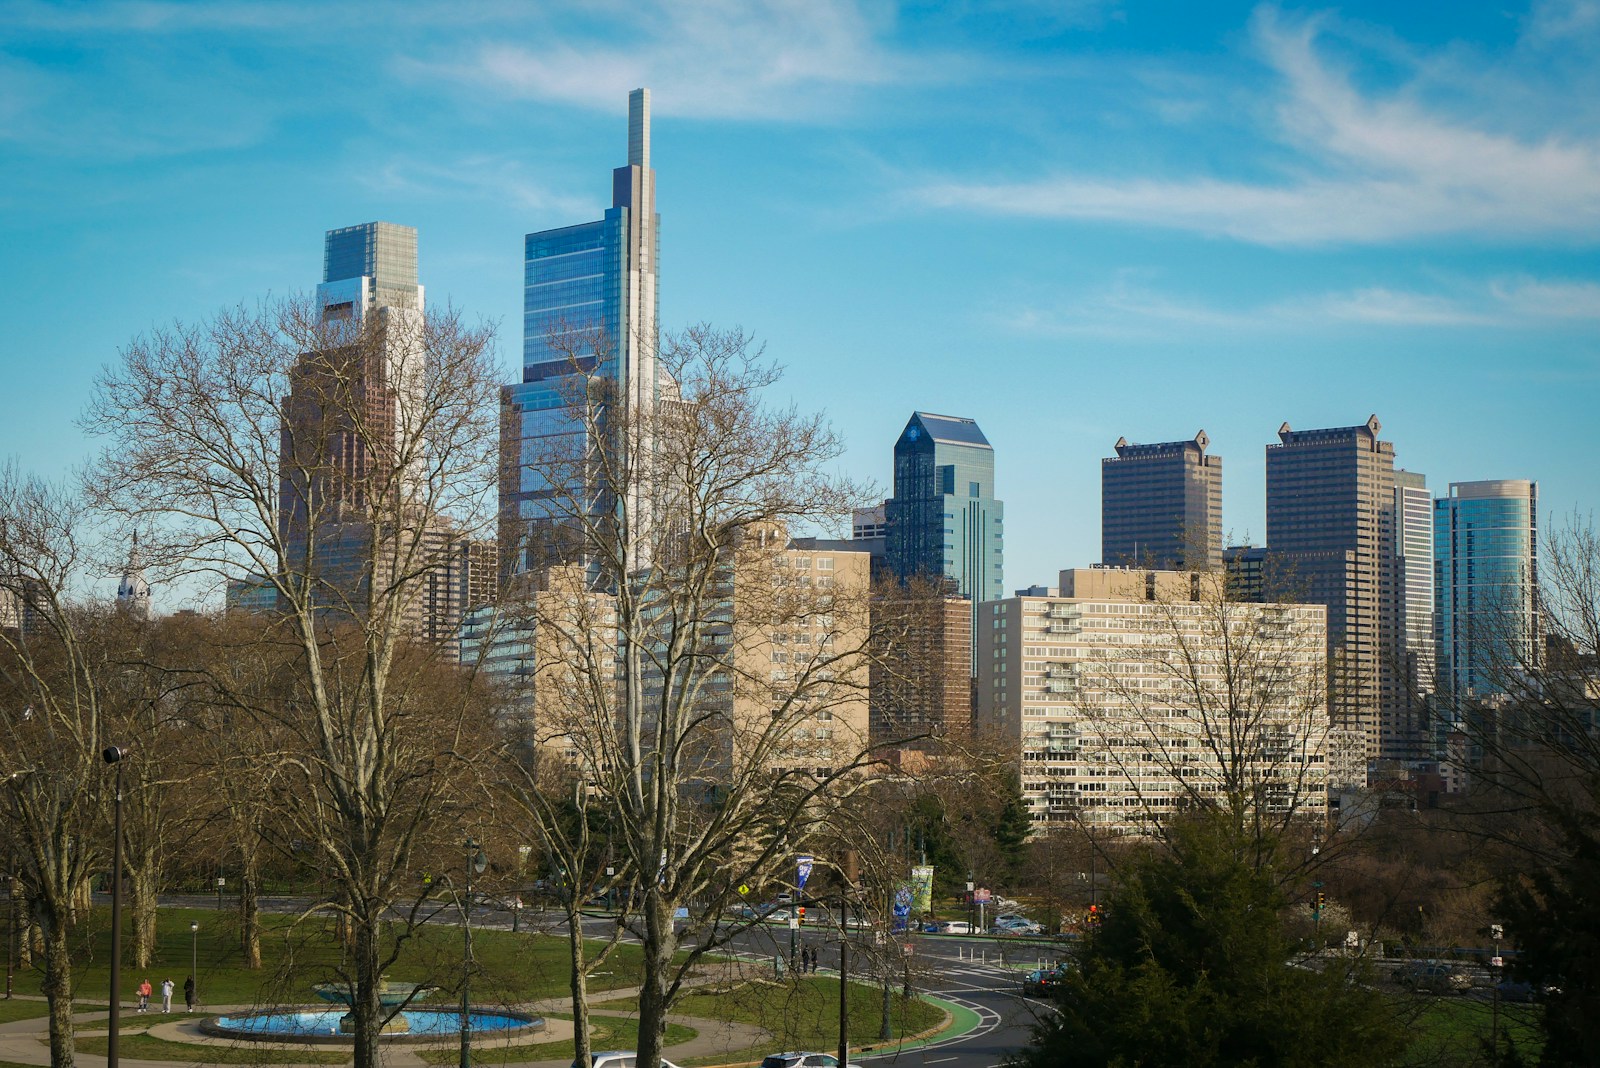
[910,865,934,913]
[796,855,814,891]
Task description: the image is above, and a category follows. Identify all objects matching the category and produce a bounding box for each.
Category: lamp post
[2,873,12,1000]
[189,922,199,1009]
[103,745,131,1068]
[460,839,487,1068]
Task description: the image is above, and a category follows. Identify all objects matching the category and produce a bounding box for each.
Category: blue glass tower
[501,89,661,576]
[1434,479,1539,702]
[884,412,1004,605]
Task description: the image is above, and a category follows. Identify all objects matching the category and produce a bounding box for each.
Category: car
[935,920,975,935]
[576,1053,683,1068]
[760,1054,840,1068]
[1394,961,1472,994]
[993,917,1043,936]
[1496,980,1536,1003]
[1022,962,1073,996]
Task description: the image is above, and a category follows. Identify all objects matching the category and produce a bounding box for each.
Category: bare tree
[87,296,501,1068]
[490,324,923,1068]
[0,470,117,1068]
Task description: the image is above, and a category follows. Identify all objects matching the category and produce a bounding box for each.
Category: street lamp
[2,872,13,1000]
[460,839,487,1068]
[189,922,199,1010]
[103,744,132,1068]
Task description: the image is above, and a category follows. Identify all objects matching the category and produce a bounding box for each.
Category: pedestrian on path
[160,978,174,1013]
[137,978,152,1013]
[184,975,196,1011]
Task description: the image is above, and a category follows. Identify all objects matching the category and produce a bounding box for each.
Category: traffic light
[1314,892,1326,912]
[1087,904,1101,927]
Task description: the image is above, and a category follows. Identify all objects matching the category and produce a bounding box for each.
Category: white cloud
[423,0,942,120]
[913,6,1600,246]
[998,275,1600,339]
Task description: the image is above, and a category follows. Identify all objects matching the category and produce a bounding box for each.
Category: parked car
[994,917,1043,936]
[1496,980,1536,1003]
[760,1054,840,1068]
[576,1053,683,1068]
[934,920,975,935]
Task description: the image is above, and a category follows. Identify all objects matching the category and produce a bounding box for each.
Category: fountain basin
[200,1008,545,1044]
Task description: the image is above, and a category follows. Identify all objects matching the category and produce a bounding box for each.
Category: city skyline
[2,1,1596,601]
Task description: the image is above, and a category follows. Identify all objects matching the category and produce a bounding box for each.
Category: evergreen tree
[1010,809,1406,1068]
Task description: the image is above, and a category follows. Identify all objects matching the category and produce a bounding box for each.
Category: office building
[277,222,486,651]
[1265,416,1397,768]
[973,568,1333,832]
[884,412,1004,605]
[1388,470,1435,762]
[501,89,664,577]
[1435,479,1540,703]
[1101,431,1222,571]
[869,592,973,746]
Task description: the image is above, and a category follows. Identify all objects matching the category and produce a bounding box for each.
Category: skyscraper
[1101,431,1222,571]
[1265,416,1396,770]
[1389,469,1435,762]
[1434,479,1540,703]
[501,89,663,577]
[884,412,1004,606]
[277,222,488,650]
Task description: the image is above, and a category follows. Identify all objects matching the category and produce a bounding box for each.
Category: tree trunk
[635,891,677,1068]
[350,915,382,1068]
[566,904,594,1068]
[129,866,158,970]
[238,857,261,969]
[41,909,76,1068]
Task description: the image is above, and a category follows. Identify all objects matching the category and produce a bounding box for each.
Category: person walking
[184,975,196,1011]
[136,978,152,1013]
[160,978,174,1013]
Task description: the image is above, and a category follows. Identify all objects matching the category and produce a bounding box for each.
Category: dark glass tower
[501,89,662,576]
[884,412,1004,605]
[1100,430,1222,571]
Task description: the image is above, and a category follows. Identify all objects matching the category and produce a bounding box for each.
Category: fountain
[200,979,544,1044]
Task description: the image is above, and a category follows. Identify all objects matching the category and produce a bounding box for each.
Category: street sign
[789,918,799,930]
[973,888,992,904]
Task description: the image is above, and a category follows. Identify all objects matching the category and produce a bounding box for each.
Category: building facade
[1101,431,1222,571]
[1434,479,1540,704]
[868,592,973,746]
[1265,416,1397,768]
[501,89,664,578]
[973,568,1332,833]
[884,412,1004,605]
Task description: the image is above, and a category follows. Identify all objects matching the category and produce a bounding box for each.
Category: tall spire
[116,533,152,621]
[628,87,650,169]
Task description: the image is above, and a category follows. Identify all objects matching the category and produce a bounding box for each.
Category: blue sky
[2,0,1596,599]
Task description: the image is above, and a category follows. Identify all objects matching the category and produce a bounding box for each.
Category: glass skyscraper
[884,412,1004,606]
[1434,479,1539,702]
[501,89,662,576]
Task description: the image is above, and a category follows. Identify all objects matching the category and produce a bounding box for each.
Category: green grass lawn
[666,975,946,1065]
[7,906,652,1010]
[1392,993,1542,1066]
[0,999,51,1024]
[75,1033,351,1065]
[415,1015,697,1065]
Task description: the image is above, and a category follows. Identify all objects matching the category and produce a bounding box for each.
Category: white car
[761,1054,840,1068]
[577,1054,683,1068]
[935,920,975,935]
[993,918,1043,936]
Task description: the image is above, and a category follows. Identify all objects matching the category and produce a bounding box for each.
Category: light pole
[2,872,12,1000]
[103,745,131,1068]
[460,839,487,1068]
[189,922,198,1009]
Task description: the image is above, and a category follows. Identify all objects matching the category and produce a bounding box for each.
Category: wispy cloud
[913,5,1600,245]
[361,155,596,218]
[997,274,1600,339]
[417,0,947,120]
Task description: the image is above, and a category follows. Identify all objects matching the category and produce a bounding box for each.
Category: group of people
[134,976,195,1013]
[792,945,820,973]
